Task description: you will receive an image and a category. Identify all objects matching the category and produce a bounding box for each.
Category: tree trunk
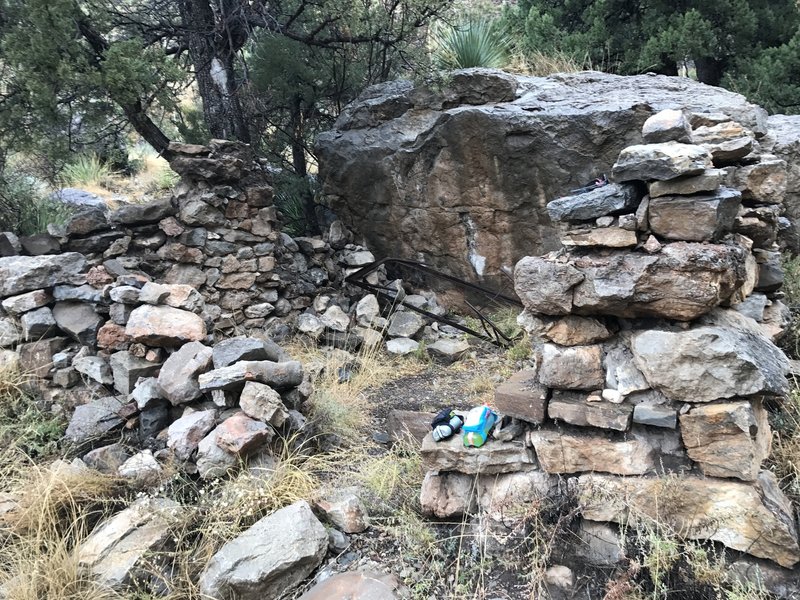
[179,0,251,143]
[694,56,725,86]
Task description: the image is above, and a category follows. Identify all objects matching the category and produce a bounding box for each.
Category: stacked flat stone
[421,109,799,569]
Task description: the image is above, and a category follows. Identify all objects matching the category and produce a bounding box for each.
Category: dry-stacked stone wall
[420,109,800,570]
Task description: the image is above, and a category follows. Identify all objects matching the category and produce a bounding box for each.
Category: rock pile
[420,109,800,570]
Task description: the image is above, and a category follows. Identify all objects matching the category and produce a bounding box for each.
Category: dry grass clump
[288,337,422,444]
[768,381,800,504]
[0,451,130,600]
[505,49,587,76]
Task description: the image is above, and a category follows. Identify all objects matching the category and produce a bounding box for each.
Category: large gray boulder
[158,341,213,405]
[631,311,789,402]
[316,69,766,284]
[0,253,86,298]
[198,500,328,600]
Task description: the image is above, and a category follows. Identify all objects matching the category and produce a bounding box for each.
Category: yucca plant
[431,19,510,70]
[61,153,112,187]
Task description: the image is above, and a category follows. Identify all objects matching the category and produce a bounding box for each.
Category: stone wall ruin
[419,108,800,571]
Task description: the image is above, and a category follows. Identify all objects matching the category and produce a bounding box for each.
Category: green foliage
[0,166,74,235]
[61,154,112,187]
[273,172,318,236]
[155,167,180,191]
[0,366,64,458]
[431,19,510,69]
[498,0,800,110]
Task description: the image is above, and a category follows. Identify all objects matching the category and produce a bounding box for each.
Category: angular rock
[314,488,370,533]
[578,471,800,568]
[612,142,712,182]
[118,450,162,480]
[703,137,754,164]
[52,302,103,346]
[547,391,632,431]
[642,109,691,144]
[199,501,327,600]
[83,443,130,475]
[386,337,419,355]
[648,187,741,242]
[157,342,212,405]
[387,311,425,338]
[632,404,677,429]
[20,233,60,255]
[0,253,85,298]
[547,183,644,222]
[65,396,125,444]
[297,313,324,338]
[110,199,175,225]
[109,351,160,395]
[96,322,131,351]
[725,157,787,204]
[215,413,273,456]
[78,497,182,589]
[1,289,52,315]
[421,432,535,475]
[18,337,66,377]
[539,344,604,390]
[138,282,170,305]
[356,294,381,326]
[212,337,270,369]
[527,430,655,475]
[631,322,789,402]
[125,305,206,347]
[648,169,723,198]
[427,338,470,363]
[167,409,217,461]
[679,400,770,481]
[544,316,612,346]
[198,360,303,392]
[73,355,114,385]
[239,381,289,427]
[297,571,402,600]
[0,231,21,256]
[493,369,548,424]
[0,318,20,348]
[320,305,350,332]
[196,428,238,479]
[516,242,750,321]
[420,471,476,518]
[131,377,164,410]
[576,520,626,566]
[21,307,56,340]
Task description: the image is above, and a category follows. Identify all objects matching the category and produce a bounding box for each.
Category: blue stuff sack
[462,405,497,448]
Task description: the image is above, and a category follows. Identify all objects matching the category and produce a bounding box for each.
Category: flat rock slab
[198,360,303,392]
[199,500,328,600]
[547,183,644,222]
[527,430,655,475]
[421,432,535,474]
[649,169,723,197]
[515,241,749,321]
[612,142,712,182]
[0,253,86,298]
[78,497,183,590]
[547,391,632,431]
[387,409,432,444]
[578,472,800,568]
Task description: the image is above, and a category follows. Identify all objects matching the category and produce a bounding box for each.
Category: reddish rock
[97,322,131,351]
[215,413,273,456]
[494,369,549,424]
[86,266,115,287]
